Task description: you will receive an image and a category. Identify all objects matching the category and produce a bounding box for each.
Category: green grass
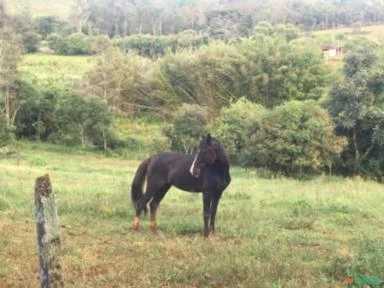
[1,143,384,287]
[313,24,384,46]
[19,54,96,91]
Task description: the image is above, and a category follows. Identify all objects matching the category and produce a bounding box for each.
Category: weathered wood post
[35,174,64,288]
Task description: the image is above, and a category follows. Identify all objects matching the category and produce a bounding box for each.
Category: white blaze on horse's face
[189,153,200,177]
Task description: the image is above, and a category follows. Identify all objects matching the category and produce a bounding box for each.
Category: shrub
[47,33,93,55]
[0,112,11,147]
[241,101,347,177]
[211,98,265,162]
[22,31,40,53]
[163,104,208,153]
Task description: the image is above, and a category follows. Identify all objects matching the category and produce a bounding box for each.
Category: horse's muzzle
[191,168,200,178]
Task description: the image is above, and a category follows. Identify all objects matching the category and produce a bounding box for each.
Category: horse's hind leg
[149,184,170,233]
[132,210,142,231]
[132,192,153,231]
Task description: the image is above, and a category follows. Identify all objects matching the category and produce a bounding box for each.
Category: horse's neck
[213,153,230,175]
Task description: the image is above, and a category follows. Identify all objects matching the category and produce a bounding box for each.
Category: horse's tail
[131,157,151,213]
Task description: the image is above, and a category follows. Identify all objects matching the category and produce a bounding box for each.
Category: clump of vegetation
[212,98,265,162]
[163,104,209,154]
[241,101,347,177]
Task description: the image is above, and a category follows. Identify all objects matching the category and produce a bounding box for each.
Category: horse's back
[147,152,203,192]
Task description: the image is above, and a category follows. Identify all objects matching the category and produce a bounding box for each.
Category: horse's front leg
[209,190,223,235]
[202,191,211,237]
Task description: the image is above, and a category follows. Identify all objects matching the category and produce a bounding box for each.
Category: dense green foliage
[0,112,10,147]
[116,30,209,58]
[241,23,330,107]
[327,47,384,179]
[211,98,265,162]
[163,104,209,154]
[242,101,347,176]
[7,0,384,37]
[54,94,113,149]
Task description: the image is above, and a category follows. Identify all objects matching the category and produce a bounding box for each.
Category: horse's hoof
[132,217,140,231]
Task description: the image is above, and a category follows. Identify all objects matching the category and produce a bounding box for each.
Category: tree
[242,101,346,177]
[211,98,265,162]
[82,47,151,116]
[163,103,208,154]
[13,82,58,141]
[205,9,251,41]
[55,94,113,150]
[22,31,40,53]
[0,28,23,128]
[0,111,10,147]
[34,16,64,39]
[158,42,247,111]
[240,22,329,108]
[70,0,91,34]
[328,71,384,175]
[327,46,384,176]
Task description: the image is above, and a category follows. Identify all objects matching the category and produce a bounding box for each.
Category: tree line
[1,3,384,180]
[2,0,384,55]
[64,0,384,37]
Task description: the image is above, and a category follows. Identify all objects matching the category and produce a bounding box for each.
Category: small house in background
[321,44,342,58]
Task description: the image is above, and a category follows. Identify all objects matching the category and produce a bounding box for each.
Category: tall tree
[82,46,151,116]
[70,0,91,33]
[55,94,112,149]
[0,28,23,128]
[327,48,384,175]
[241,22,328,108]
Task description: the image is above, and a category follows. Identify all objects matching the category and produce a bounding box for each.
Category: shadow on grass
[159,221,203,236]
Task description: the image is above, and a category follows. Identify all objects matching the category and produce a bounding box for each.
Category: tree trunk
[79,125,86,149]
[5,84,10,127]
[102,128,107,153]
[352,127,360,174]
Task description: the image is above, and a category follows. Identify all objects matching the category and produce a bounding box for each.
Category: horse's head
[189,134,218,178]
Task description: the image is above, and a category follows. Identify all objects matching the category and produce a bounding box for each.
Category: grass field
[313,24,384,45]
[1,142,384,287]
[19,54,96,91]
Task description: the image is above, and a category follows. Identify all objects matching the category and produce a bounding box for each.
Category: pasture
[1,142,384,287]
[19,54,96,91]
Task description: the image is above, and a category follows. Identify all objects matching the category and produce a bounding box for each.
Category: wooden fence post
[35,174,64,288]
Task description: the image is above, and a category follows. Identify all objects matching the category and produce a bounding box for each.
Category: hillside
[5,0,74,19]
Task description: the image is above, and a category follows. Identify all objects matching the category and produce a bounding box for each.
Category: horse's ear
[206,133,212,145]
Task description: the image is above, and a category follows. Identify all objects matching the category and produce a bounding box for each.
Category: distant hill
[5,0,75,19]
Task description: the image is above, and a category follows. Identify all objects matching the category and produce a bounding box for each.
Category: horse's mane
[210,138,230,182]
[211,138,229,163]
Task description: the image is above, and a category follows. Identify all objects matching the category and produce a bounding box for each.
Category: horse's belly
[172,179,203,193]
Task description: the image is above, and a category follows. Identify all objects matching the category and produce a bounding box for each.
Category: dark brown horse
[131,134,231,237]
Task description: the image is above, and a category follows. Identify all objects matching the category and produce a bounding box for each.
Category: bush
[0,112,11,147]
[22,31,40,53]
[241,101,347,177]
[115,31,208,59]
[163,104,209,153]
[47,33,93,55]
[211,98,265,162]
